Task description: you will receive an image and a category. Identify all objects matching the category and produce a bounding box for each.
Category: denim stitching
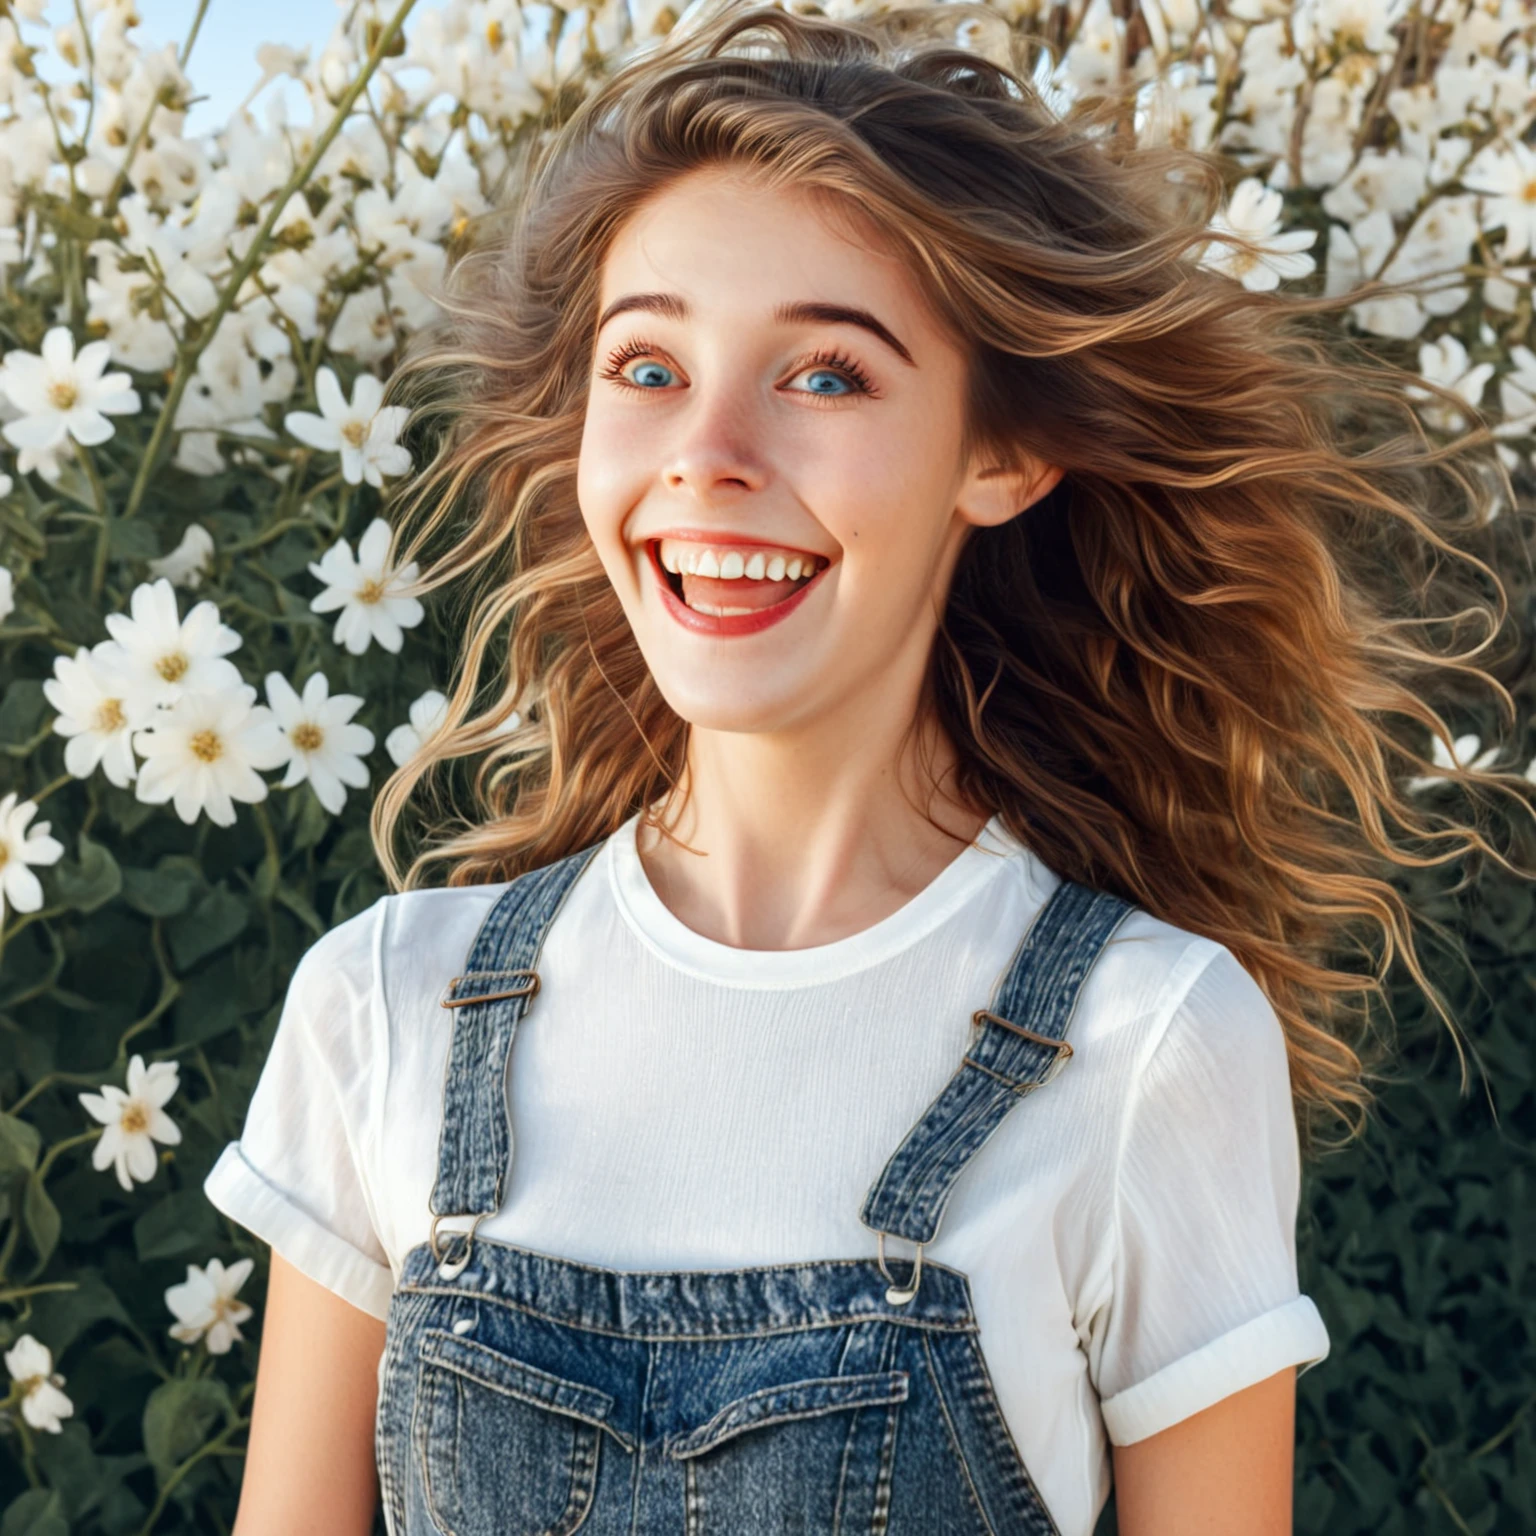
[919,1330,995,1536]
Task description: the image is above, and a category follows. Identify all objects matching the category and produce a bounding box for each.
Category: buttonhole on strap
[440,969,540,1009]
[971,1008,1074,1088]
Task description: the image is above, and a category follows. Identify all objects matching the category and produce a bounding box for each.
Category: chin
[650,674,817,735]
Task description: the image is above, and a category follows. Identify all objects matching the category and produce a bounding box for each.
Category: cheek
[575,417,636,562]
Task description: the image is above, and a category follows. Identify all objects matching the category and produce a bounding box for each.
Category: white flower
[0,325,141,455]
[166,1257,256,1355]
[0,564,12,625]
[1461,139,1536,263]
[385,688,448,766]
[284,367,412,487]
[100,578,243,714]
[264,672,375,815]
[1407,732,1499,791]
[77,1054,182,1193]
[0,791,64,923]
[1407,335,1494,433]
[385,688,520,766]
[147,523,216,590]
[42,643,150,789]
[1199,178,1318,291]
[131,685,288,827]
[4,1335,73,1434]
[309,517,425,656]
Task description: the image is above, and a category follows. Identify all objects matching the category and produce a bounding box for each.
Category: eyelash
[597,338,878,398]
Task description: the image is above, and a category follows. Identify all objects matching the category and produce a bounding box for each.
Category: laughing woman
[205,6,1523,1535]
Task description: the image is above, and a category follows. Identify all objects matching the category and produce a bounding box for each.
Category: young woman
[204,6,1521,1534]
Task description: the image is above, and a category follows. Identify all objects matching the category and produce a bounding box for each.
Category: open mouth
[646,537,831,635]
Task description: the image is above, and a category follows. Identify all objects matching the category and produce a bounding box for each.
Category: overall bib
[374,842,1135,1536]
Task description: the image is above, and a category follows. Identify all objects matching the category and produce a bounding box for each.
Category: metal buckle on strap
[972,1009,1075,1087]
[429,1210,488,1279]
[439,969,541,1009]
[875,1231,925,1306]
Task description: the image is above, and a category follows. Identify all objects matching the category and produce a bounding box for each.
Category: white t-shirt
[204,813,1328,1536]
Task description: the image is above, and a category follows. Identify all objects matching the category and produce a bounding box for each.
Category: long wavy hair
[370,0,1533,1141]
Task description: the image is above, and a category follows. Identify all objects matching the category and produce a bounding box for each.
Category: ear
[954,451,1065,531]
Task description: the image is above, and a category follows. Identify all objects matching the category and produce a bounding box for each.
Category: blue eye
[629,361,675,389]
[799,368,854,396]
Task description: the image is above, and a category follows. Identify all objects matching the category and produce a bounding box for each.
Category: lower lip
[646,543,828,637]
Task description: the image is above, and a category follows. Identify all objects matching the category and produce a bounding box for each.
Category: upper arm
[1091,942,1328,1450]
[234,1250,388,1536]
[1112,1366,1296,1536]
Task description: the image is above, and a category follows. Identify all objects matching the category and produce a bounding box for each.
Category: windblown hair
[372,0,1533,1142]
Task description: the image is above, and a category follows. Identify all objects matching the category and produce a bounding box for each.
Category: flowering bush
[0,0,1531,1530]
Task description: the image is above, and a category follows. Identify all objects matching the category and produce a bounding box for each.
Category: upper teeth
[658,541,820,582]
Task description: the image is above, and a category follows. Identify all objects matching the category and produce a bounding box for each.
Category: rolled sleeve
[1101,1294,1329,1444]
[205,1141,395,1321]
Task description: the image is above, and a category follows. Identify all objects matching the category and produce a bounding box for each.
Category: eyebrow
[594,292,916,366]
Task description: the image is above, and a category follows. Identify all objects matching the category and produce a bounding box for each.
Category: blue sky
[44,0,359,133]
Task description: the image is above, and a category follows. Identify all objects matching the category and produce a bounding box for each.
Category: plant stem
[79,442,112,600]
[180,0,213,68]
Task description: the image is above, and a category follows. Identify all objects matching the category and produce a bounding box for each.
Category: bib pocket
[414,1328,630,1536]
[665,1370,908,1535]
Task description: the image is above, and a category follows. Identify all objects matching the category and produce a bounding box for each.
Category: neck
[637,693,988,951]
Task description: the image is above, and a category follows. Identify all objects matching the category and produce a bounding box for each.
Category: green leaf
[275,882,326,937]
[106,518,160,560]
[166,883,249,970]
[1,1490,68,1536]
[290,784,332,850]
[26,1269,131,1357]
[0,1112,41,1178]
[0,678,47,747]
[120,857,202,918]
[141,1376,232,1484]
[172,955,244,1047]
[54,833,122,914]
[132,1189,219,1263]
[23,1174,61,1268]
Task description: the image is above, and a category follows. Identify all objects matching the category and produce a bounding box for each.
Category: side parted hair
[373,1,1533,1142]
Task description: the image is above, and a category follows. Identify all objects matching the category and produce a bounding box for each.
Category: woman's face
[577,165,1059,736]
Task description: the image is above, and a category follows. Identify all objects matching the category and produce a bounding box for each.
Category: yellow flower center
[48,380,78,410]
[0,844,9,871]
[357,578,385,605]
[94,698,126,733]
[1523,177,1536,205]
[291,722,324,751]
[157,652,189,683]
[120,1102,149,1135]
[341,418,368,448]
[189,729,222,764]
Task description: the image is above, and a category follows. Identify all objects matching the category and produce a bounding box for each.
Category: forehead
[597,166,928,323]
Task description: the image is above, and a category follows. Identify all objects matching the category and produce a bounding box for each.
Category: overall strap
[429,842,603,1227]
[859,876,1136,1248]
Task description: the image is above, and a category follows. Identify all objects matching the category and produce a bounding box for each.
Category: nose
[660,381,769,503]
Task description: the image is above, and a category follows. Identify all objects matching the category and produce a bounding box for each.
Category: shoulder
[284,881,515,1043]
[1064,895,1289,1116]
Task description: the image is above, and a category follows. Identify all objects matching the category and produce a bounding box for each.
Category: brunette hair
[371,1,1532,1140]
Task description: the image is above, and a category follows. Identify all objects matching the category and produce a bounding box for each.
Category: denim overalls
[374,841,1135,1536]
